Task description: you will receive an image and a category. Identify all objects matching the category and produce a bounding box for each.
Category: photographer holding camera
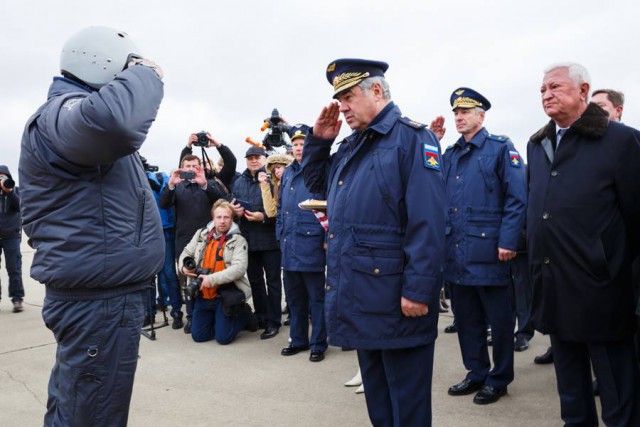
[180,131,238,192]
[179,200,258,344]
[0,165,24,313]
[160,150,231,333]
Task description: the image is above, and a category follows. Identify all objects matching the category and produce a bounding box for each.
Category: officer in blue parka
[442,88,527,404]
[302,58,445,427]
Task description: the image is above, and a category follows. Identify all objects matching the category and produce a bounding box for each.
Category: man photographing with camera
[161,139,231,333]
[179,130,238,191]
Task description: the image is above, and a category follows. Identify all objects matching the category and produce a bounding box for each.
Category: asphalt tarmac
[0,242,581,426]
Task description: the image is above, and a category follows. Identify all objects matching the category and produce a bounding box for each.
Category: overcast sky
[2,0,639,180]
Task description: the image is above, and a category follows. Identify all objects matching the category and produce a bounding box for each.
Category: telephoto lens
[0,177,15,190]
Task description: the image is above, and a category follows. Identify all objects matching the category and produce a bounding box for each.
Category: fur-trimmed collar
[530,102,609,143]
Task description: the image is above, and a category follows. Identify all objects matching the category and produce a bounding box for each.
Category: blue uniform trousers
[247,249,282,328]
[42,289,146,427]
[510,254,534,340]
[0,237,24,302]
[158,228,182,318]
[283,270,327,351]
[357,343,434,427]
[190,297,249,344]
[451,283,514,388]
[550,335,640,427]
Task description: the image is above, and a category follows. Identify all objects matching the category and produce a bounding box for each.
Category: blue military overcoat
[276,161,326,272]
[303,102,445,350]
[442,128,526,286]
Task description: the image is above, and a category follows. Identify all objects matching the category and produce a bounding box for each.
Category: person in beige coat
[258,153,293,218]
[179,200,258,344]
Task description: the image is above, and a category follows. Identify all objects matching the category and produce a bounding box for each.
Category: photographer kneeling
[179,200,258,344]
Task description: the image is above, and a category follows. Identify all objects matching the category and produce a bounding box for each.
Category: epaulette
[399,116,427,129]
[487,134,510,143]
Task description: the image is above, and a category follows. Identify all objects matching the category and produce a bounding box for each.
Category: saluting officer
[443,88,527,404]
[303,58,445,427]
[277,124,328,362]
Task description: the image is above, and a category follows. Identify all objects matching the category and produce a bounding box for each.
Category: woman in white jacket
[179,200,258,344]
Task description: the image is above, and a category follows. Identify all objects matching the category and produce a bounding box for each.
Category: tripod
[141,276,170,341]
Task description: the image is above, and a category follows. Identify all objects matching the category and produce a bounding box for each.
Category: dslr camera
[262,108,291,150]
[0,176,15,190]
[194,131,209,148]
[139,156,158,172]
[183,257,210,302]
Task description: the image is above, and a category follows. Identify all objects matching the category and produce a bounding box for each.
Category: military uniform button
[456,175,460,180]
[542,212,550,219]
[481,232,486,237]
[551,170,558,177]
[329,233,334,239]
[543,257,550,264]
[325,285,331,291]
[338,180,344,186]
[373,268,380,275]
[453,208,458,212]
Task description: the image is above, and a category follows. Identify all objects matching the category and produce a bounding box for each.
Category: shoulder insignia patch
[509,150,521,168]
[62,98,81,111]
[488,133,509,143]
[422,143,441,170]
[400,116,427,129]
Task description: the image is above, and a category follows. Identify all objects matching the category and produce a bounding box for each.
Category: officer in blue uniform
[443,88,527,404]
[277,124,328,362]
[303,59,445,427]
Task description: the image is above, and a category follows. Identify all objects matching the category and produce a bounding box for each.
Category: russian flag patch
[423,143,441,171]
[509,151,521,168]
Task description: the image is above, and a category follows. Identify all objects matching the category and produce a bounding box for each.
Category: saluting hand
[429,116,446,141]
[313,102,342,140]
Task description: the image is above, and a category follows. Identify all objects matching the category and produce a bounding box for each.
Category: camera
[139,156,158,172]
[183,256,197,270]
[194,131,209,148]
[179,171,196,180]
[184,267,211,302]
[262,108,291,151]
[183,257,208,301]
[0,177,15,190]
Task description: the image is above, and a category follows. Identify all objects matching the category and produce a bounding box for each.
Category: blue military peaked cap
[450,87,491,111]
[289,124,309,141]
[326,58,389,98]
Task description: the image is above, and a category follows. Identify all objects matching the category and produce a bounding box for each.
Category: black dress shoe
[514,336,529,352]
[534,346,553,364]
[260,326,279,340]
[444,323,458,333]
[183,319,192,334]
[473,385,507,404]
[448,378,484,396]
[281,345,309,356]
[309,350,325,362]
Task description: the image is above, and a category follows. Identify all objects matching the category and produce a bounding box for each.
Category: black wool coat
[526,103,640,342]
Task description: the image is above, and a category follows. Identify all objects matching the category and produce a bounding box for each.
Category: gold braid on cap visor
[332,71,370,95]
[452,96,483,109]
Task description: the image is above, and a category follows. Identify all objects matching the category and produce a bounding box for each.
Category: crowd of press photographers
[141,117,329,361]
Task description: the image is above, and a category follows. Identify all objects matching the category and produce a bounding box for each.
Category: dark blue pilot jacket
[276,160,326,272]
[303,102,445,350]
[442,127,527,287]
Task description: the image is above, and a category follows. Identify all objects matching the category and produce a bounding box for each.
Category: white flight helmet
[60,26,142,89]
